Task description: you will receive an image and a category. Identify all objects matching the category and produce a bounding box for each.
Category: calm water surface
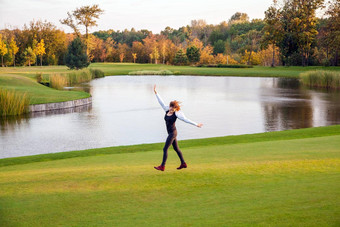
[1,76,339,158]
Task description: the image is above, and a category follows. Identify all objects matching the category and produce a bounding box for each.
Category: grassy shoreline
[1,125,339,167]
[0,63,339,105]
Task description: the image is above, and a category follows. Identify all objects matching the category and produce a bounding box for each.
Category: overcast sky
[0,0,274,33]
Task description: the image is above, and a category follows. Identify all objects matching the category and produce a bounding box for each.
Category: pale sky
[0,0,273,34]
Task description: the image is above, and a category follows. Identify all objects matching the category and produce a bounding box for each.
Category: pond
[1,75,340,159]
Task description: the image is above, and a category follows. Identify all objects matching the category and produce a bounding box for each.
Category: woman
[153,85,203,171]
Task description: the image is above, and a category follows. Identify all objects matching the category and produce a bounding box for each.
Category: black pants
[161,131,185,166]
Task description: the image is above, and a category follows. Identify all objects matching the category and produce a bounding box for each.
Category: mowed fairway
[0,128,339,226]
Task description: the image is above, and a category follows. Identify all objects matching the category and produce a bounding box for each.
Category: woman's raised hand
[153,84,157,94]
[197,123,203,128]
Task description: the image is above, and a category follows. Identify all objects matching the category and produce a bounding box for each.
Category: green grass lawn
[0,126,339,226]
[0,64,339,105]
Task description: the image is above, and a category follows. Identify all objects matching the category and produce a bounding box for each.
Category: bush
[0,89,29,116]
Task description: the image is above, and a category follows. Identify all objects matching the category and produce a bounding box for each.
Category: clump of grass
[128,70,174,75]
[300,70,340,89]
[0,89,30,116]
[36,73,43,83]
[197,64,253,68]
[90,68,105,78]
[50,73,68,90]
[68,69,92,85]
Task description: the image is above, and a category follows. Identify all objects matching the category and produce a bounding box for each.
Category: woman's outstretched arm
[154,85,169,112]
[176,111,203,128]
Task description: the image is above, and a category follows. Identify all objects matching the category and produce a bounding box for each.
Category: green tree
[32,38,38,66]
[24,47,36,66]
[229,12,249,24]
[186,45,201,64]
[174,49,188,65]
[213,40,226,54]
[324,0,340,65]
[270,0,324,66]
[245,30,262,65]
[64,37,90,69]
[263,1,282,67]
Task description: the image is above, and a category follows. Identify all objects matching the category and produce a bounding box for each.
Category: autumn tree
[104,37,116,62]
[131,41,145,63]
[199,45,215,64]
[61,5,104,54]
[132,53,137,63]
[143,35,157,63]
[0,35,8,67]
[117,43,129,62]
[36,39,46,66]
[9,37,19,67]
[152,46,159,64]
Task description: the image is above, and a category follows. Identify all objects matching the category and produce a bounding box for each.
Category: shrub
[0,89,29,116]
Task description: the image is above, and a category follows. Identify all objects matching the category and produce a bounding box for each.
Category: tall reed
[90,68,105,78]
[48,69,105,90]
[0,89,30,116]
[50,73,68,90]
[68,69,92,85]
[300,70,340,89]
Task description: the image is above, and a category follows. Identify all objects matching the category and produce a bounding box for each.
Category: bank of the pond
[29,97,92,112]
[1,124,339,166]
[0,64,339,105]
[0,125,339,226]
[0,73,90,105]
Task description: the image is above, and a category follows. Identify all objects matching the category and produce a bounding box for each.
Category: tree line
[0,0,339,67]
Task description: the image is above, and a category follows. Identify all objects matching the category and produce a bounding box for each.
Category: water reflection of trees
[0,114,30,134]
[322,91,340,124]
[261,78,314,131]
[0,104,92,135]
